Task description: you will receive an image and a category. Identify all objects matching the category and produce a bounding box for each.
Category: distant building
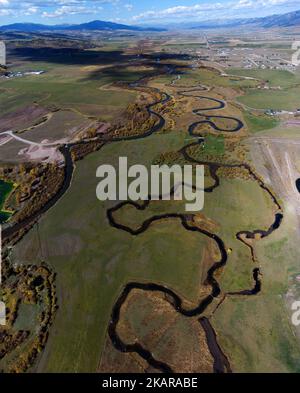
[0,41,6,66]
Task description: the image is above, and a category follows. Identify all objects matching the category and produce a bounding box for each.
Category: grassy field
[230,69,300,89]
[194,68,259,88]
[207,91,300,371]
[12,131,209,372]
[237,87,300,111]
[0,54,141,119]
[213,211,300,372]
[244,112,279,133]
[203,175,275,292]
[0,78,135,113]
[230,68,300,111]
[109,289,213,373]
[156,68,259,89]
[204,135,225,155]
[23,111,88,142]
[10,122,287,372]
[4,48,300,373]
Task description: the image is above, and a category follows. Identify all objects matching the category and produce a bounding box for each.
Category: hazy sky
[0,0,299,25]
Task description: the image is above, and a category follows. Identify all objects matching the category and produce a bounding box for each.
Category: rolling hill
[0,20,165,32]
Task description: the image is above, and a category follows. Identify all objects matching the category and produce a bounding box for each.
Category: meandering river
[2,67,284,374]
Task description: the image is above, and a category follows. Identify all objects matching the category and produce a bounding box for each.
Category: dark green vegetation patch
[0,179,13,223]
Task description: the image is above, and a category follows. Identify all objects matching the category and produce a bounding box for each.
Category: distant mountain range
[1,9,300,33]
[0,20,166,33]
[147,9,300,30]
[255,9,300,27]
[181,9,300,29]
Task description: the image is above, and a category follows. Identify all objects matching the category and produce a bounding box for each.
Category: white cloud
[24,7,38,15]
[132,0,300,22]
[42,5,102,18]
[0,0,117,20]
[124,3,133,11]
[0,0,299,23]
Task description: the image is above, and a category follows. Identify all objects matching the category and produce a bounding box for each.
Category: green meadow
[230,68,300,111]
[244,112,279,133]
[0,54,144,117]
[11,124,290,371]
